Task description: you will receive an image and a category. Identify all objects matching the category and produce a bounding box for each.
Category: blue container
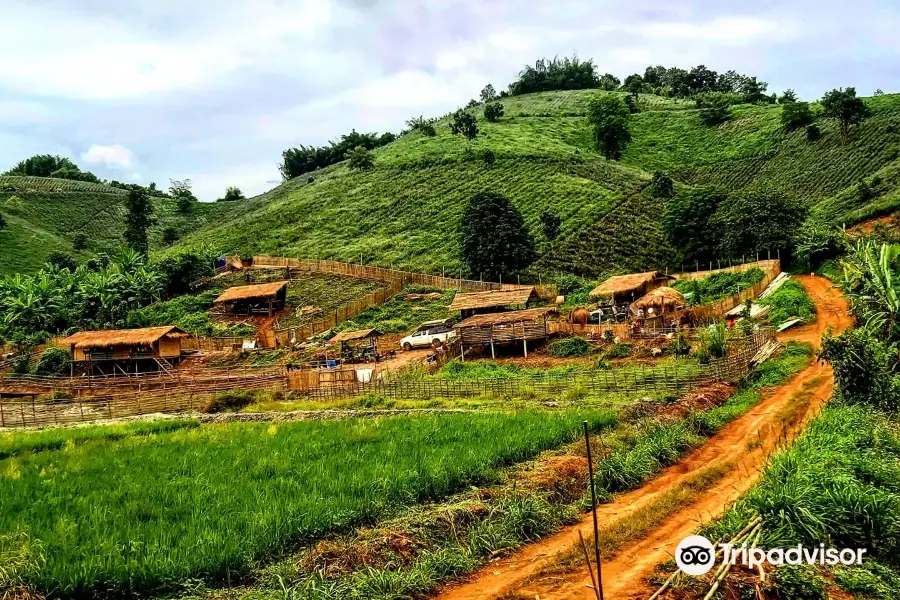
[326,359,338,369]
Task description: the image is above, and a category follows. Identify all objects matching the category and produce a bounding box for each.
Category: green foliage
[46,251,78,271]
[479,84,497,102]
[279,129,395,180]
[338,287,454,334]
[698,322,728,359]
[662,186,726,262]
[840,240,900,342]
[123,187,154,254]
[821,328,900,409]
[547,336,591,358]
[508,55,600,95]
[775,565,828,599]
[449,110,479,140]
[778,89,798,104]
[540,209,561,241]
[460,191,536,280]
[218,186,245,202]
[697,92,733,126]
[406,115,437,137]
[794,220,845,269]
[603,342,632,359]
[713,190,807,258]
[781,101,814,130]
[161,226,179,245]
[586,94,631,159]
[0,410,612,595]
[672,268,765,305]
[484,102,504,122]
[822,87,871,136]
[4,154,98,183]
[482,148,496,166]
[0,212,6,231]
[32,347,71,376]
[649,171,674,198]
[622,74,643,95]
[759,279,816,327]
[837,561,900,599]
[204,390,256,413]
[346,146,375,171]
[70,232,87,251]
[805,123,821,141]
[169,179,197,213]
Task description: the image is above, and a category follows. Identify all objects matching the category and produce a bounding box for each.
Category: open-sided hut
[589,271,674,304]
[448,287,540,318]
[59,326,188,376]
[328,328,383,363]
[213,281,288,316]
[631,286,685,316]
[455,307,556,358]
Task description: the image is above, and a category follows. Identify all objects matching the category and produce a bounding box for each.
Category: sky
[2,0,899,201]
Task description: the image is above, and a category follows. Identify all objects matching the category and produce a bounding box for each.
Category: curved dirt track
[433,275,851,600]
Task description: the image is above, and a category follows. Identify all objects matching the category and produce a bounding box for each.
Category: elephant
[569,307,590,325]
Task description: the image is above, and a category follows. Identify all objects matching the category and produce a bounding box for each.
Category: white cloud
[640,16,779,44]
[82,144,135,169]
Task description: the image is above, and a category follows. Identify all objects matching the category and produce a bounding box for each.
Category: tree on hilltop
[480,84,497,102]
[4,154,99,182]
[220,186,245,202]
[124,187,155,254]
[778,89,798,104]
[461,192,536,280]
[599,73,620,91]
[822,87,871,136]
[449,110,479,140]
[586,95,631,159]
[622,74,644,95]
[169,178,197,213]
[781,101,814,130]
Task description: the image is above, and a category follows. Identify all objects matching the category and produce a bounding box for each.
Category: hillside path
[432,275,850,600]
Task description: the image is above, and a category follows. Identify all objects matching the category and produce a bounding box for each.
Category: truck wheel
[403,342,413,351]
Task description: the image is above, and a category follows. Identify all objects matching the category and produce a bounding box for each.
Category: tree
[508,55,600,95]
[713,190,806,258]
[741,77,771,104]
[794,220,845,269]
[346,146,375,171]
[46,251,78,271]
[806,124,821,141]
[586,95,631,160]
[540,210,561,241]
[482,149,496,166]
[449,110,479,140]
[778,89,798,104]
[697,93,733,125]
[874,89,885,96]
[649,171,674,198]
[484,102,504,122]
[72,233,88,251]
[662,186,726,262]
[480,84,497,102]
[460,192,536,280]
[599,73,620,91]
[162,226,180,245]
[822,87,871,136]
[4,154,99,182]
[406,115,437,137]
[279,129,394,180]
[0,212,5,232]
[622,74,644,95]
[169,179,196,213]
[124,187,155,254]
[781,101,814,130]
[220,186,245,202]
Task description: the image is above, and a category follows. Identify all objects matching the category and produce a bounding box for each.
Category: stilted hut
[59,326,188,376]
[328,328,383,363]
[449,287,540,319]
[589,271,674,306]
[455,307,556,359]
[213,281,288,316]
[630,286,685,330]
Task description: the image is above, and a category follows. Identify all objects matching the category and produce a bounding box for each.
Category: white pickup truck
[399,319,457,351]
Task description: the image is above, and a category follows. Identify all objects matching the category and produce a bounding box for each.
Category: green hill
[0,177,238,275]
[172,89,900,278]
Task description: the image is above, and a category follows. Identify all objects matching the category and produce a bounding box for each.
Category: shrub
[71,233,88,251]
[449,110,478,140]
[774,564,828,599]
[11,355,30,375]
[780,101,814,130]
[346,146,374,171]
[482,148,496,166]
[649,171,674,198]
[547,337,591,358]
[33,348,71,376]
[805,124,821,141]
[820,328,900,410]
[483,102,504,122]
[698,322,727,359]
[759,279,815,327]
[603,343,632,359]
[203,390,256,413]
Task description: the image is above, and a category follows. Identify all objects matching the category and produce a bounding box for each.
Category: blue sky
[2,0,899,200]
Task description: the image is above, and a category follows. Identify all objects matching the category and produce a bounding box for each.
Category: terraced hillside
[171,90,900,278]
[0,177,237,275]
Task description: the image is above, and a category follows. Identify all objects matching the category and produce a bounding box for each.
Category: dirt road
[433,275,851,600]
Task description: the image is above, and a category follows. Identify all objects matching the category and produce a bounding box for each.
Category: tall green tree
[449,110,479,140]
[586,95,631,160]
[781,101,814,130]
[480,84,496,102]
[713,190,806,258]
[822,87,871,136]
[124,188,155,254]
[4,154,99,182]
[484,102,504,122]
[169,178,197,213]
[460,192,536,280]
[599,73,620,90]
[662,186,726,263]
[622,74,643,95]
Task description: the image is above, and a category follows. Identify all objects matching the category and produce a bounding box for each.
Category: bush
[483,102,504,122]
[71,233,88,251]
[11,355,30,375]
[759,279,815,327]
[775,564,828,599]
[805,124,821,141]
[603,343,632,359]
[781,101,814,130]
[33,347,71,376]
[547,337,591,358]
[482,148,496,166]
[203,390,256,413]
[820,328,900,410]
[698,322,727,359]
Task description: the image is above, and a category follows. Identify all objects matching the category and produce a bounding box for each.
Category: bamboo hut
[455,307,556,358]
[589,271,674,304]
[449,287,540,318]
[631,286,685,316]
[213,281,288,316]
[59,326,188,376]
[328,328,383,363]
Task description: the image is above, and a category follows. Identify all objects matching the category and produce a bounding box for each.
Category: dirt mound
[658,382,736,420]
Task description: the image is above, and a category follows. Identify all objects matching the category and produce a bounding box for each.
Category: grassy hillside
[0,176,238,275]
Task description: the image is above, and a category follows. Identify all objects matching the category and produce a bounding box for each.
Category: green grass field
[0,410,614,597]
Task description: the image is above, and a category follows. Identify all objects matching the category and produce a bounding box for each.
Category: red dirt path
[432,275,851,600]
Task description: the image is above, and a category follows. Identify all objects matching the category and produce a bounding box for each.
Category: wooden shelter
[589,271,674,303]
[59,326,188,376]
[456,307,556,358]
[631,286,685,315]
[449,287,540,318]
[328,328,383,363]
[213,281,288,316]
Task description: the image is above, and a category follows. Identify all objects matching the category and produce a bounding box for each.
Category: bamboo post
[583,421,604,600]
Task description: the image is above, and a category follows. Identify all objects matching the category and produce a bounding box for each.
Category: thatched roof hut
[213,281,288,316]
[449,287,539,314]
[329,328,383,344]
[631,286,685,313]
[589,271,674,301]
[59,326,188,350]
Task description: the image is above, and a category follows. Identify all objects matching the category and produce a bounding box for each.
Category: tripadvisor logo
[675,534,867,576]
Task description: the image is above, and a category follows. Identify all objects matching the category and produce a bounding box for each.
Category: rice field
[0,410,615,597]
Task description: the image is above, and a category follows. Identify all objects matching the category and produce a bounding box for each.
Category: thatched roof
[631,287,685,312]
[449,287,539,312]
[589,271,673,299]
[457,307,556,328]
[213,281,288,303]
[59,326,188,350]
[330,328,383,343]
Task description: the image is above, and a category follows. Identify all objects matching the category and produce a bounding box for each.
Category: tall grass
[0,410,614,597]
[759,279,816,327]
